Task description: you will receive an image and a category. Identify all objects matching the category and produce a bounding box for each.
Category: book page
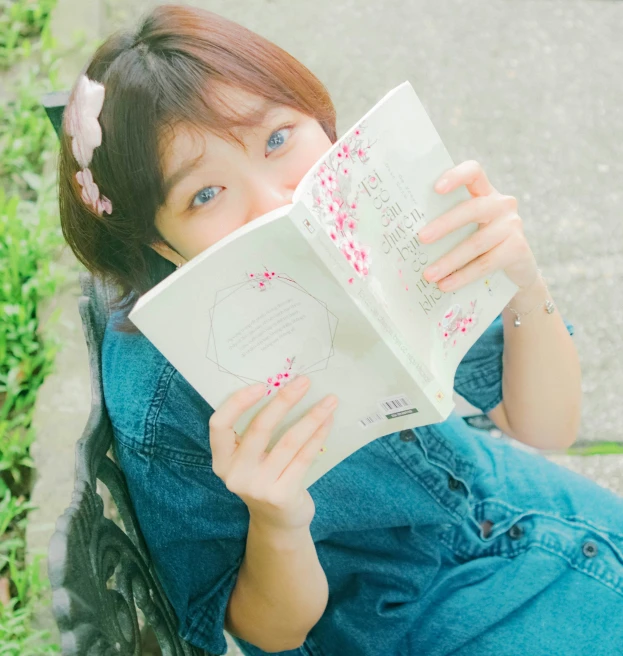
[294,81,518,393]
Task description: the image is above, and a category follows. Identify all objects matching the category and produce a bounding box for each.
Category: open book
[129,81,518,489]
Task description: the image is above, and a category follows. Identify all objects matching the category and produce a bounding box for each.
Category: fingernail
[289,375,309,391]
[425,266,439,281]
[418,227,433,241]
[436,178,449,192]
[249,383,266,396]
[320,395,338,409]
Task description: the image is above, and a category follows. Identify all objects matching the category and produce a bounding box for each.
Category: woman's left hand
[417,160,539,293]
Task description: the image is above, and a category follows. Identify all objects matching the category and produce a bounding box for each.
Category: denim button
[582,541,598,558]
[508,524,524,540]
[399,430,415,442]
[447,475,461,491]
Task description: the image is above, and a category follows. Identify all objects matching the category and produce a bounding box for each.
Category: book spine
[288,202,453,419]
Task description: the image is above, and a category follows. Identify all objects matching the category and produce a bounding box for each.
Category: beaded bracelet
[505,269,556,327]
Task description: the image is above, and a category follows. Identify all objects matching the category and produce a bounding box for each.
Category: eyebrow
[162,100,282,203]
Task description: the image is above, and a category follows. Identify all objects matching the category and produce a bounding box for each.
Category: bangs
[154,66,284,154]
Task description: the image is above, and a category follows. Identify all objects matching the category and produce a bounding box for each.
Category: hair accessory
[65,74,113,216]
[505,269,556,327]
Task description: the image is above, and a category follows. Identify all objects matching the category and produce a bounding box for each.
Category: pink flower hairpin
[65,75,113,216]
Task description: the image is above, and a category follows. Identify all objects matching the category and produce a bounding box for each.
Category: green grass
[0,0,57,69]
[0,0,64,652]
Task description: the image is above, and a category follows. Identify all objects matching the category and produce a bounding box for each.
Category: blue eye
[266,125,293,154]
[189,125,294,210]
[191,185,222,208]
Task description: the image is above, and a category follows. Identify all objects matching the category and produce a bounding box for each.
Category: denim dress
[102,311,623,656]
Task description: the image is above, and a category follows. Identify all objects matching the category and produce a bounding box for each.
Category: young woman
[58,5,623,655]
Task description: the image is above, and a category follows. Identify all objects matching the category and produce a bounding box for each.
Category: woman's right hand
[208,376,338,532]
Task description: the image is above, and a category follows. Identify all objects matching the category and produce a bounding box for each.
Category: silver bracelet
[505,269,555,327]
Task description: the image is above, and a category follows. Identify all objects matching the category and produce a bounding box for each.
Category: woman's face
[152,85,333,265]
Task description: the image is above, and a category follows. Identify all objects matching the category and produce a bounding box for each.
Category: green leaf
[20,172,41,192]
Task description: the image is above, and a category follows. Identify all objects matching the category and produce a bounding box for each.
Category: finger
[433,234,514,292]
[209,383,266,463]
[236,375,312,463]
[423,217,511,285]
[418,193,513,244]
[435,159,497,198]
[261,394,338,478]
[273,413,335,490]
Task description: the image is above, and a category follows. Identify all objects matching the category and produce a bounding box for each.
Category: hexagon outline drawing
[205,272,339,386]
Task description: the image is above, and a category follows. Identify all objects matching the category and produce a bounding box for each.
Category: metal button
[447,475,461,491]
[399,429,415,442]
[508,524,524,540]
[582,541,598,558]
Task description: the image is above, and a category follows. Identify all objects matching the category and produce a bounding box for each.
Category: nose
[245,175,294,223]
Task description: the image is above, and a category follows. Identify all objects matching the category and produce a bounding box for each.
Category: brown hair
[58,4,337,332]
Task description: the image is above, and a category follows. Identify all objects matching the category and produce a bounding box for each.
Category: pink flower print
[460,324,468,333]
[354,128,361,137]
[319,177,328,191]
[328,227,339,242]
[348,277,354,284]
[353,260,364,274]
[467,316,474,325]
[263,271,271,278]
[444,307,455,320]
[342,143,350,156]
[350,200,357,210]
[357,148,366,159]
[276,373,283,380]
[347,237,357,251]
[354,248,365,261]
[443,331,450,340]
[370,176,376,184]
[326,172,337,188]
[358,244,370,262]
[319,164,326,174]
[328,200,340,215]
[347,218,357,230]
[272,380,281,389]
[259,281,265,289]
[335,211,348,230]
[342,166,350,176]
[336,150,344,162]
[283,371,290,379]
[362,265,369,276]
[340,243,354,261]
[315,195,322,205]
